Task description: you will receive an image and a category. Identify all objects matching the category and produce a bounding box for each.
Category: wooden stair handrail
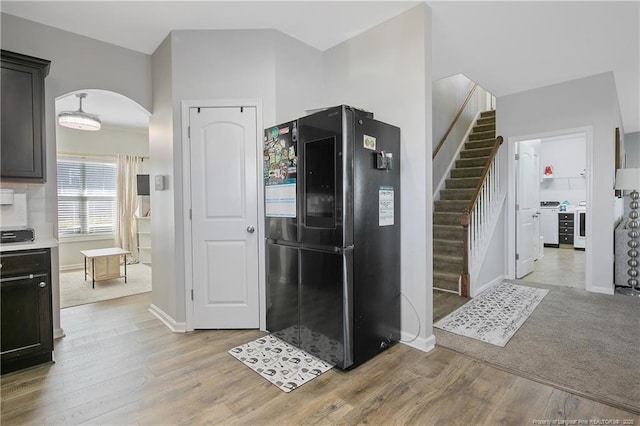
[460,135,503,297]
[432,82,478,160]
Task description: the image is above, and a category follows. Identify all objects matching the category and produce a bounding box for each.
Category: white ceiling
[1,1,419,53]
[430,1,640,134]
[3,1,638,133]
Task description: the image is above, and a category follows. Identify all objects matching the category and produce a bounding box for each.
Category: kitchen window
[57,155,117,237]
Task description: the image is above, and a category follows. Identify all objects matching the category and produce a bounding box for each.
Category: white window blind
[57,155,117,236]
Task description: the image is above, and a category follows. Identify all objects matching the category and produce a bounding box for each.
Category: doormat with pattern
[228,334,334,392]
[434,282,548,347]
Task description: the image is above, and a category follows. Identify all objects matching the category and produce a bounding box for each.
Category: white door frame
[507,126,593,290]
[181,99,265,332]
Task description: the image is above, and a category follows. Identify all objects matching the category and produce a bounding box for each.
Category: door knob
[247,226,255,234]
[39,282,46,288]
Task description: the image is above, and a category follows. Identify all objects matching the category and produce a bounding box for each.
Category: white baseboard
[586,285,614,295]
[400,332,436,353]
[473,274,505,297]
[60,264,84,272]
[53,327,66,339]
[149,304,186,333]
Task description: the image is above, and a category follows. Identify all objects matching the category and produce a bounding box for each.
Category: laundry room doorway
[511,129,590,290]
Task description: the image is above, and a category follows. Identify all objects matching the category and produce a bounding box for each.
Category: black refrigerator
[265,105,401,370]
[264,120,300,346]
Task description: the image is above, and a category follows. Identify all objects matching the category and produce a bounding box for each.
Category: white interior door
[516,140,540,278]
[189,106,259,328]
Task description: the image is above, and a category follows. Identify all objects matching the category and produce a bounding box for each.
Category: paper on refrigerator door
[265,183,296,218]
[379,186,394,226]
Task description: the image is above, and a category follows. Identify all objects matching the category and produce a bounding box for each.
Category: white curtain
[116,155,140,263]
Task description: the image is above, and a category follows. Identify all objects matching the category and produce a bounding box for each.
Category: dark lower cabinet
[0,50,50,182]
[558,213,574,246]
[1,249,53,374]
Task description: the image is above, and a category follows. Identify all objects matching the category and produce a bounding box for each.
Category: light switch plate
[154,175,165,190]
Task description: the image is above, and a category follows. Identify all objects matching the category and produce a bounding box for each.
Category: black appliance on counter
[265,105,401,370]
[0,228,35,244]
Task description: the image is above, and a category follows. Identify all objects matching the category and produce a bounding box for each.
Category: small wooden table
[80,248,130,289]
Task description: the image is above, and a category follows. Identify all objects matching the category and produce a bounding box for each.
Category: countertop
[556,205,576,213]
[0,237,59,253]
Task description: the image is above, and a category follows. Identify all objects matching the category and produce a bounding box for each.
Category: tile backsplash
[1,183,53,237]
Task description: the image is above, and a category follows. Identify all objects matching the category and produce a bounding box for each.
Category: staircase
[433,110,496,293]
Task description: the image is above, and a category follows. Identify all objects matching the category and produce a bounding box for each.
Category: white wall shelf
[542,175,585,180]
[136,216,152,265]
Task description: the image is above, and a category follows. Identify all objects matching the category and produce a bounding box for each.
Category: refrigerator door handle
[301,243,354,254]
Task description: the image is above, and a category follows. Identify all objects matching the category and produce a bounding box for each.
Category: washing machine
[540,201,560,248]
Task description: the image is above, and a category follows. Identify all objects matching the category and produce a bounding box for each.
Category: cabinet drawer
[559,234,574,244]
[558,213,574,221]
[559,227,574,235]
[559,220,574,228]
[0,249,50,276]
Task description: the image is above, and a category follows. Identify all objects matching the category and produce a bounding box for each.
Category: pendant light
[58,93,101,131]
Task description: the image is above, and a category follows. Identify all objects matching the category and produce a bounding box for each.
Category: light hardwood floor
[1,293,637,425]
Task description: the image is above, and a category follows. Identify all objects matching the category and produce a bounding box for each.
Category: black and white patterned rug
[228,334,334,392]
[434,282,548,347]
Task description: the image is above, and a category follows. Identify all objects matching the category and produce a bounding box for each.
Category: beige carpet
[435,280,640,414]
[60,263,152,308]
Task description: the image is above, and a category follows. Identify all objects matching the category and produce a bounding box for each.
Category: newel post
[460,210,470,297]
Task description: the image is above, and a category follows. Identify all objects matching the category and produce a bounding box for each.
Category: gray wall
[1,13,151,234]
[149,9,436,342]
[4,8,436,345]
[171,29,275,323]
[149,30,323,325]
[498,72,621,294]
[322,4,433,350]
[57,125,149,157]
[475,207,507,290]
[273,31,323,125]
[432,73,490,195]
[1,13,152,337]
[149,35,178,321]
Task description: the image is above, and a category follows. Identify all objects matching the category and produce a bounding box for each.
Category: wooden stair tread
[433,238,463,245]
[433,270,460,278]
[434,253,463,262]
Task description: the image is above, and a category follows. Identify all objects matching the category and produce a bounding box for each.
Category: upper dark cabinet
[1,50,50,183]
